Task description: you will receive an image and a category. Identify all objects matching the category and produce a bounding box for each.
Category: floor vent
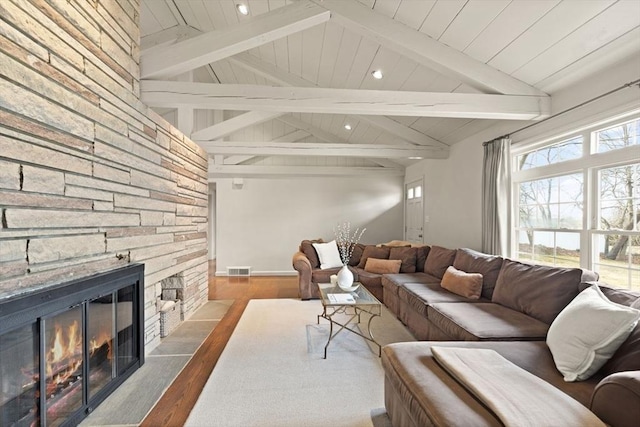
[227,266,251,277]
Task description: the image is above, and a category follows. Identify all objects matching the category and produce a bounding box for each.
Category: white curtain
[482,138,511,256]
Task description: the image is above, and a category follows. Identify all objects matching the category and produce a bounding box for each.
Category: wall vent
[227,266,251,277]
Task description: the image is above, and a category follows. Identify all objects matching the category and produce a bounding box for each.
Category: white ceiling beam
[140,25,201,54]
[313,0,547,97]
[197,141,447,159]
[229,53,446,147]
[223,156,255,165]
[208,165,405,178]
[176,71,194,137]
[140,82,551,120]
[369,158,405,168]
[141,0,330,79]
[191,111,284,141]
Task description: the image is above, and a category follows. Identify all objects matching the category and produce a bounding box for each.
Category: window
[512,114,640,290]
[517,136,583,170]
[595,118,640,153]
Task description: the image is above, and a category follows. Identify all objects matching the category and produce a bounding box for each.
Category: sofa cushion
[356,268,382,289]
[382,341,601,426]
[415,245,431,273]
[440,266,483,300]
[311,266,342,284]
[399,283,484,318]
[424,246,457,278]
[300,239,322,269]
[389,246,418,273]
[547,285,640,382]
[357,245,390,268]
[347,243,365,267]
[312,240,343,269]
[492,259,583,324]
[601,289,640,375]
[453,248,503,299]
[364,258,402,274]
[428,302,549,341]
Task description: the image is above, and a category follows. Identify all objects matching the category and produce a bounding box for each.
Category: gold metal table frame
[317,282,382,359]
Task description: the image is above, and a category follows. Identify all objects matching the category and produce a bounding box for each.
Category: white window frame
[511,110,640,289]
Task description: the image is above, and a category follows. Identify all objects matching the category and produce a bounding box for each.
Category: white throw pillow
[547,285,640,382]
[312,240,343,270]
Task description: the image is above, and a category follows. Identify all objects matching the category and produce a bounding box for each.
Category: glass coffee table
[317,282,382,359]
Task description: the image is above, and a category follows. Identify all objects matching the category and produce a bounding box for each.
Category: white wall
[208,188,216,260]
[214,175,404,274]
[405,139,485,250]
[405,55,640,252]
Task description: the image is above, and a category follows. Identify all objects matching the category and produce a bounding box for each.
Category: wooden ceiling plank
[141,0,330,78]
[355,115,448,148]
[229,52,447,146]
[191,111,284,141]
[314,0,547,96]
[463,0,560,64]
[488,0,614,76]
[140,81,551,120]
[278,115,349,144]
[198,141,447,158]
[438,0,510,52]
[272,129,310,142]
[394,0,436,31]
[224,155,255,165]
[512,0,640,86]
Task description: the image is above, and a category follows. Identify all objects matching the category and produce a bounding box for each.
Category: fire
[46,321,83,393]
[90,332,113,360]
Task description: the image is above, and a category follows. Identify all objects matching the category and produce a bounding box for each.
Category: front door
[405,179,424,244]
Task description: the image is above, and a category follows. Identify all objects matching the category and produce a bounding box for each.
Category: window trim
[510,111,640,289]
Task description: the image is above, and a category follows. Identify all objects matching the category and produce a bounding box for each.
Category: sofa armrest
[292,251,313,300]
[590,371,640,427]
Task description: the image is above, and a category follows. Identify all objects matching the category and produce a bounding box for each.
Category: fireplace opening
[0,264,144,427]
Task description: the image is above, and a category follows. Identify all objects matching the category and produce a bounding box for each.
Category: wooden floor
[140,260,299,427]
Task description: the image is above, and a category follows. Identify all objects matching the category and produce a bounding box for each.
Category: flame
[90,331,113,360]
[46,321,83,392]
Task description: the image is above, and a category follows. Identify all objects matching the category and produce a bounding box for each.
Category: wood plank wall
[0,0,209,351]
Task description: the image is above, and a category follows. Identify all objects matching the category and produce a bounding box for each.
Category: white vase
[337,265,356,291]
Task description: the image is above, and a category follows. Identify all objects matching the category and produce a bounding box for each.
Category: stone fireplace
[0,0,209,362]
[0,264,144,427]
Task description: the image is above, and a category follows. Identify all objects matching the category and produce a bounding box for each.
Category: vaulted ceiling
[139,0,640,178]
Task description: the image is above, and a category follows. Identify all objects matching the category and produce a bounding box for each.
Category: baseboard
[215,270,297,277]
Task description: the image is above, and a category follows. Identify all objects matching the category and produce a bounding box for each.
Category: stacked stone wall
[0,0,209,351]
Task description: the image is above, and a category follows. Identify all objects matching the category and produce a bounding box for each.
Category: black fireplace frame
[0,263,145,427]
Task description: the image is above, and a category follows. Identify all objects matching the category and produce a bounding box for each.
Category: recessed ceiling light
[236,3,249,15]
[371,69,383,79]
[344,124,352,131]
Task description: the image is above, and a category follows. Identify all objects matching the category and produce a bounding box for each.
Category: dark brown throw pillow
[300,239,323,269]
[348,243,366,267]
[357,245,391,269]
[389,247,417,273]
[492,259,583,325]
[415,245,431,273]
[424,246,457,278]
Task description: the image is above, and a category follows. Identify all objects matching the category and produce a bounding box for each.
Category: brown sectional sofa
[293,240,640,426]
[292,239,429,302]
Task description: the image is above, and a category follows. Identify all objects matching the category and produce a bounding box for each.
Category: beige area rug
[185,298,416,427]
